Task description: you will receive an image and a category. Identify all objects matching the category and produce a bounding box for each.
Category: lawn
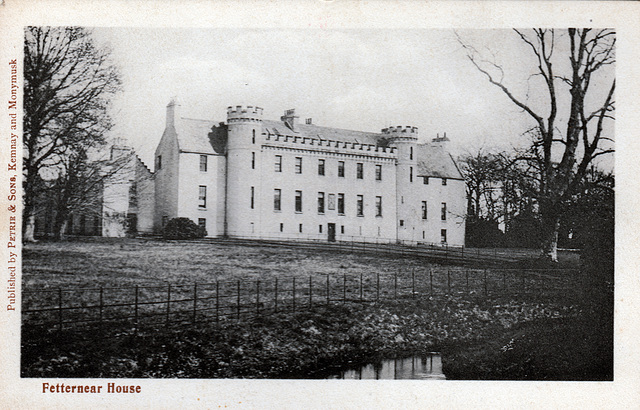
[21,237,611,380]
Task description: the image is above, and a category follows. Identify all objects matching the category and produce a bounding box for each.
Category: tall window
[198,186,207,208]
[295,157,302,174]
[252,129,256,144]
[317,192,325,214]
[295,190,302,213]
[375,196,382,217]
[299,223,303,233]
[441,202,447,221]
[410,146,413,160]
[251,152,255,169]
[356,163,363,179]
[318,159,325,176]
[442,178,447,186]
[275,155,282,172]
[375,164,382,181]
[274,189,281,211]
[441,229,447,243]
[423,176,429,185]
[250,186,255,209]
[409,166,413,182]
[356,195,364,216]
[200,155,208,172]
[129,182,137,208]
[338,161,345,177]
[422,201,428,219]
[156,155,162,170]
[338,193,345,214]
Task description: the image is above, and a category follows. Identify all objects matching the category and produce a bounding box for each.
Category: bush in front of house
[162,217,207,239]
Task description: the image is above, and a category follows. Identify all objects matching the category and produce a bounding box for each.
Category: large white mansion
[103,100,466,246]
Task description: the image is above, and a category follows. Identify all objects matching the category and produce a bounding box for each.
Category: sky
[92,28,615,170]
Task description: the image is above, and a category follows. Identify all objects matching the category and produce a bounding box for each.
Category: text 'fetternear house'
[116,99,466,246]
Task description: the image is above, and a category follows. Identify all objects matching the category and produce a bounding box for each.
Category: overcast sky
[92,28,614,170]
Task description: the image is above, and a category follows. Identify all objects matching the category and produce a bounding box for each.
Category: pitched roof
[263,120,382,145]
[176,117,219,154]
[416,143,463,179]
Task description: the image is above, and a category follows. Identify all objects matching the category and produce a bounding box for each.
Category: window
[319,224,323,233]
[317,192,325,214]
[422,201,427,219]
[129,182,137,208]
[299,223,303,233]
[337,193,345,214]
[200,155,208,172]
[251,152,255,169]
[410,166,413,183]
[423,176,429,185]
[375,196,382,217]
[252,129,256,144]
[295,190,302,213]
[198,218,206,230]
[356,195,364,216]
[295,157,302,174]
[441,229,447,243]
[275,155,282,172]
[410,146,413,160]
[442,178,447,186]
[375,164,382,181]
[156,155,162,170]
[441,202,447,221]
[198,186,207,208]
[338,161,345,177]
[356,163,363,179]
[341,225,345,234]
[250,186,255,209]
[280,223,284,232]
[318,159,325,176]
[274,189,281,211]
[399,219,404,227]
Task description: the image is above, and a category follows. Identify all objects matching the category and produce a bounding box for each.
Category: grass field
[21,237,611,380]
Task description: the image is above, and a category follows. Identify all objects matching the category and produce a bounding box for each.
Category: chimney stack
[281,108,299,131]
[166,97,181,129]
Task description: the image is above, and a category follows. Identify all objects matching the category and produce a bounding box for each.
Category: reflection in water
[328,354,446,380]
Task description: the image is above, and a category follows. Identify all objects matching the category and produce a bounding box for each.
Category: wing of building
[104,99,466,246]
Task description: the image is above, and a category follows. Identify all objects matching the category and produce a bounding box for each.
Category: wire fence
[23,267,577,336]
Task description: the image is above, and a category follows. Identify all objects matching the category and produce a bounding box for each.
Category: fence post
[326,275,330,306]
[58,288,63,332]
[135,285,139,334]
[293,276,296,312]
[166,284,172,326]
[192,283,197,324]
[484,269,488,297]
[99,287,104,328]
[412,268,415,298]
[309,276,313,308]
[256,280,260,316]
[216,281,220,325]
[360,272,363,302]
[274,278,278,313]
[447,270,451,294]
[343,272,347,304]
[237,280,241,320]
[430,268,433,295]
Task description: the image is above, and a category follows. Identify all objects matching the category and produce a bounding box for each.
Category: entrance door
[328,223,336,242]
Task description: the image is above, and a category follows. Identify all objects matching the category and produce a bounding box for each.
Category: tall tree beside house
[458,29,615,261]
[23,27,121,241]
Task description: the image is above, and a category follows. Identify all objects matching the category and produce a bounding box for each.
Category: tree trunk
[541,213,561,262]
[57,219,68,241]
[23,213,37,242]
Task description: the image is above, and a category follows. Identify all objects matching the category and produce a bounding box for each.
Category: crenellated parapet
[264,132,397,156]
[381,125,418,142]
[227,105,264,123]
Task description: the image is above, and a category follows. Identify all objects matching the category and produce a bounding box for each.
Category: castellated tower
[225,105,263,237]
[384,126,420,242]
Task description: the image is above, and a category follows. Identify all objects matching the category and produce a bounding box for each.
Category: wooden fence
[22,268,576,335]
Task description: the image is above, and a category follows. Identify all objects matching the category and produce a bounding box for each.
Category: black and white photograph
[1,1,638,408]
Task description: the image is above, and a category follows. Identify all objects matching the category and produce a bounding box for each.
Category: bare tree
[23,27,121,241]
[458,29,615,261]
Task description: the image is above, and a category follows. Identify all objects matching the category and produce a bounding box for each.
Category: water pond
[327,353,446,380]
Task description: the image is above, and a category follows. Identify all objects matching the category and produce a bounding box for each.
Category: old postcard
[1,0,639,408]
